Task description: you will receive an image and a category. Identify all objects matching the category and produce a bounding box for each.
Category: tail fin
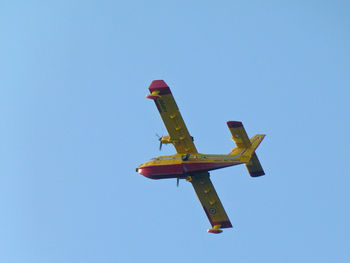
[246,153,265,177]
[227,121,265,177]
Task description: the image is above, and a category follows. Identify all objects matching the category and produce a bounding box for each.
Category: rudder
[246,153,265,177]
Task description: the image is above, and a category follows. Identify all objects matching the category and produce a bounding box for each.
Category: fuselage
[137,153,244,179]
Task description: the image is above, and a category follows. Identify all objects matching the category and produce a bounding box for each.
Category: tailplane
[227,121,265,177]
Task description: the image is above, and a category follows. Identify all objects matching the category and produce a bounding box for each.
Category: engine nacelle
[160,135,172,144]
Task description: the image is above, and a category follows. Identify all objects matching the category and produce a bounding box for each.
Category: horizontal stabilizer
[227,121,251,148]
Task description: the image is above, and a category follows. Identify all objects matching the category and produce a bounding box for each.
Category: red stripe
[139,162,239,178]
[207,229,222,234]
[203,206,233,228]
[142,174,183,180]
[249,170,265,177]
[215,221,233,228]
[149,80,171,95]
[138,164,183,176]
[183,162,238,172]
[227,121,243,128]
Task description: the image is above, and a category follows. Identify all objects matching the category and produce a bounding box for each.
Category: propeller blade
[156,134,163,151]
[177,178,179,187]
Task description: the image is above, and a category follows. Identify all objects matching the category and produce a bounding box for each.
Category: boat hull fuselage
[137,154,242,179]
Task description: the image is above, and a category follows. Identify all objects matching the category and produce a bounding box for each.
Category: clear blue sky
[1,1,349,262]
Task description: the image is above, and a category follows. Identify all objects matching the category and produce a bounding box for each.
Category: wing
[189,171,232,230]
[146,80,198,154]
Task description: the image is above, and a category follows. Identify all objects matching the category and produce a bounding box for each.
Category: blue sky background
[1,1,350,262]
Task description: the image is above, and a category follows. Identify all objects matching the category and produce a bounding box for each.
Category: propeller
[156,134,163,151]
[177,178,179,187]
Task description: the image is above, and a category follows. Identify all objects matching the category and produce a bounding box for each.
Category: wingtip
[227,121,243,128]
[149,80,171,95]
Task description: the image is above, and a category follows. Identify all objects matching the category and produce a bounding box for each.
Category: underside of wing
[146,80,198,154]
[189,171,232,232]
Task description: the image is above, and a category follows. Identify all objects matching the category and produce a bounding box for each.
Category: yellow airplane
[136,80,265,234]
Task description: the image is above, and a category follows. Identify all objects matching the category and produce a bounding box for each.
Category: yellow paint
[138,134,265,170]
[142,81,266,233]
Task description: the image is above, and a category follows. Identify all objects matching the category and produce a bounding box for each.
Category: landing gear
[182,154,190,161]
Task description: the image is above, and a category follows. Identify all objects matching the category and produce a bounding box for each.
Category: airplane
[136,80,265,234]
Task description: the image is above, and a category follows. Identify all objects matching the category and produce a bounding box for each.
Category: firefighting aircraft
[136,80,265,234]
